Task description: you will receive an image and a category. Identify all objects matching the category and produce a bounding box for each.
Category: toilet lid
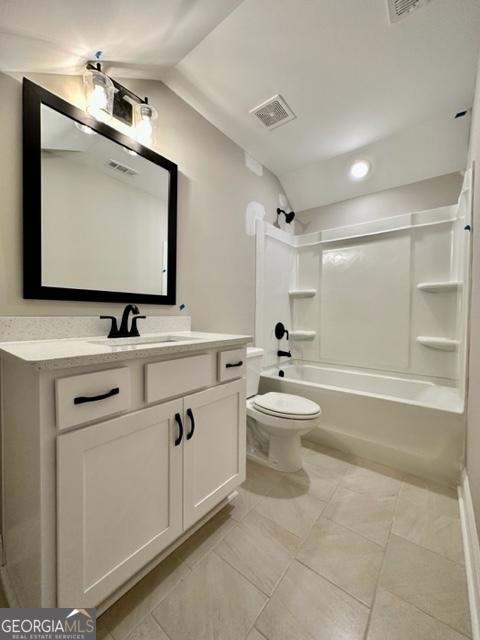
[253,392,321,419]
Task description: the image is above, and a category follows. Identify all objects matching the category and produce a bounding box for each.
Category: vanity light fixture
[83,53,158,147]
[349,159,371,181]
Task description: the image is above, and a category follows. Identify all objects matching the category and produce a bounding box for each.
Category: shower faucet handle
[275,322,289,340]
[277,350,292,358]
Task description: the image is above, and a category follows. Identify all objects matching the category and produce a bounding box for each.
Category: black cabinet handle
[186,408,195,440]
[74,387,119,405]
[174,413,184,446]
[226,361,243,368]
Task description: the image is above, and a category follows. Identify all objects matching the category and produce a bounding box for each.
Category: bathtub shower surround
[255,172,472,484]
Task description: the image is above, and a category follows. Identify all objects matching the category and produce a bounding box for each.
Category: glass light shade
[83,67,114,122]
[135,102,158,146]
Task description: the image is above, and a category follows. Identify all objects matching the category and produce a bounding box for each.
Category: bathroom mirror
[23,79,177,304]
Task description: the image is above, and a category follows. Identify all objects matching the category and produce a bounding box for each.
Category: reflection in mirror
[40,105,170,296]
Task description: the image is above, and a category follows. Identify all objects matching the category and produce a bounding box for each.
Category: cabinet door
[183,379,246,529]
[57,400,183,607]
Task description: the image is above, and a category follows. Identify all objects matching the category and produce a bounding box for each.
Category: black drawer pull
[226,361,243,368]
[74,387,120,405]
[186,408,195,440]
[174,413,184,446]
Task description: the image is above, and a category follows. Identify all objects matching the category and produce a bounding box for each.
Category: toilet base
[268,433,303,472]
[246,435,303,472]
[247,418,304,472]
[246,399,321,474]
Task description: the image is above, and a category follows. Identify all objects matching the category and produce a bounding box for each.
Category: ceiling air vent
[250,94,296,130]
[107,159,139,177]
[387,0,432,23]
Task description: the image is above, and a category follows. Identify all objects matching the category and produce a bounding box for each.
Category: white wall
[0,71,288,335]
[466,57,480,532]
[297,172,463,234]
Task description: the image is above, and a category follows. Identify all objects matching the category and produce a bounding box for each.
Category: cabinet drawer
[56,368,131,431]
[145,353,215,404]
[218,348,246,382]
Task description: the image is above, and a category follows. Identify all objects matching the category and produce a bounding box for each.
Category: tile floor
[97,443,472,640]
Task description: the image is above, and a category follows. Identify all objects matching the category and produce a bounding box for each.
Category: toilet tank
[246,347,264,398]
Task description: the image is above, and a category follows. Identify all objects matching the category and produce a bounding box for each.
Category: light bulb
[135,101,157,146]
[349,160,371,181]
[90,85,107,110]
[83,66,114,122]
[136,115,153,145]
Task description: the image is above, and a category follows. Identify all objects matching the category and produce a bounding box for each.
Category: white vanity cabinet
[183,380,246,529]
[57,400,184,606]
[0,339,248,610]
[57,378,245,607]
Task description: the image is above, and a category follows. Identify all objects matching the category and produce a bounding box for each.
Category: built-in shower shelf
[289,331,316,341]
[416,336,459,352]
[417,281,462,293]
[288,289,317,299]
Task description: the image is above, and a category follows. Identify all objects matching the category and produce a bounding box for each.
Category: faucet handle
[129,315,146,338]
[100,315,120,339]
[275,322,289,341]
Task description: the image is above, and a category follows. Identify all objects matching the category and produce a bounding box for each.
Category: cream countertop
[0,331,252,371]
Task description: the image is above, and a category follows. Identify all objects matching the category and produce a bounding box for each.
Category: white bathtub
[259,364,465,485]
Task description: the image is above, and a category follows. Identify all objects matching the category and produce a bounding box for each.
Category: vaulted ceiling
[2,0,480,209]
[0,0,243,75]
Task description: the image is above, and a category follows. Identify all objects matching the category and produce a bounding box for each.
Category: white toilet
[246,347,322,472]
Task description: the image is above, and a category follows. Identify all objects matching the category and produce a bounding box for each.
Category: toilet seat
[253,392,321,420]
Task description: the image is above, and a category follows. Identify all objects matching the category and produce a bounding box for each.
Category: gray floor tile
[152,551,267,640]
[324,486,396,546]
[297,517,384,605]
[216,508,299,595]
[256,561,369,640]
[174,509,236,568]
[367,589,470,640]
[380,535,471,637]
[101,552,190,640]
[125,615,169,640]
[393,480,464,563]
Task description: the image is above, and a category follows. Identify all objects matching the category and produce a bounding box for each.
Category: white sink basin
[90,335,194,347]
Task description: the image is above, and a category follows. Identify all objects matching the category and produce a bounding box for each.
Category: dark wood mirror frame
[23,78,178,305]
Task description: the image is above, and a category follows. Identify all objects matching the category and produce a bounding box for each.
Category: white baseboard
[458,470,480,640]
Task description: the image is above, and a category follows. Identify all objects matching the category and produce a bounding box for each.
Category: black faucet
[275,322,291,358]
[100,304,147,339]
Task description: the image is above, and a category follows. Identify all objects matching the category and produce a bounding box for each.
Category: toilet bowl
[246,348,322,472]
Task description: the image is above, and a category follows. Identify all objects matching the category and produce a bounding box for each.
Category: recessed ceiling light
[349,160,371,180]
